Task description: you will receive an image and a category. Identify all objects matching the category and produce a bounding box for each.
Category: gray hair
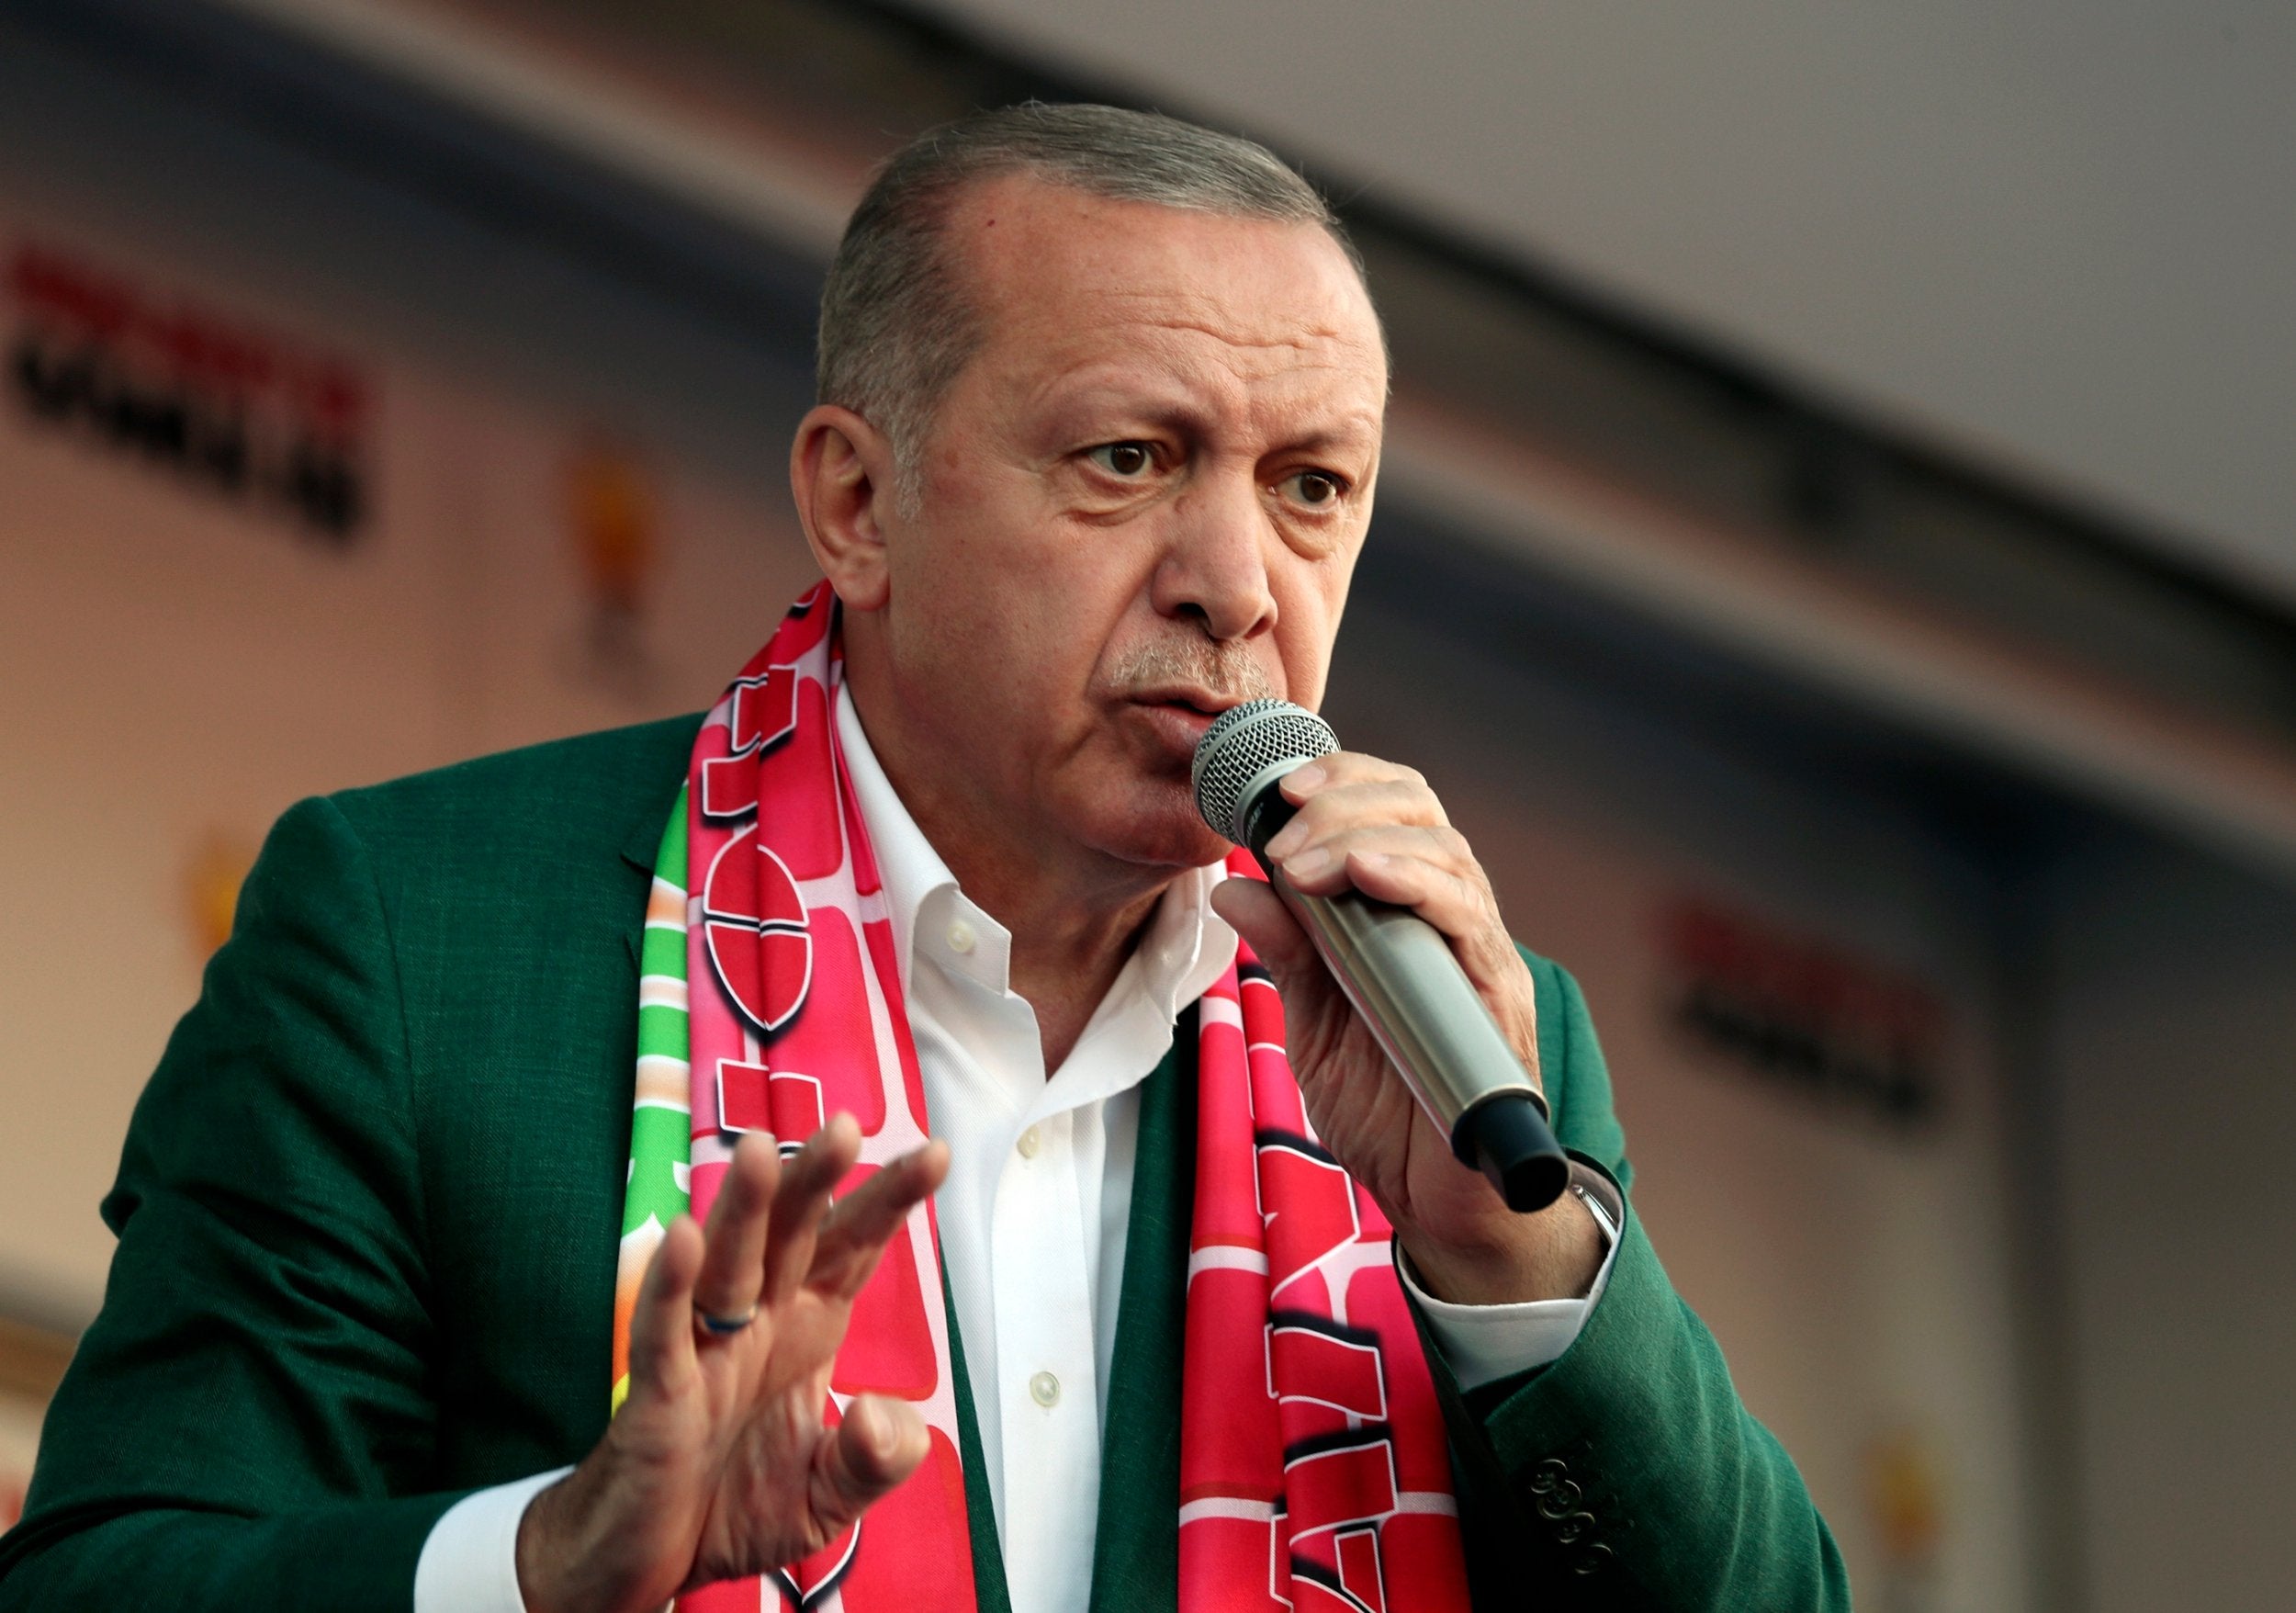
[816,102,1366,513]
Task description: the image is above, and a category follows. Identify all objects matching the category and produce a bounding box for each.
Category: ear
[789,404,897,612]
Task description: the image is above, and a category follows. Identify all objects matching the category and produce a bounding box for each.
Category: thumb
[808,1395,928,1535]
[1210,874,1322,988]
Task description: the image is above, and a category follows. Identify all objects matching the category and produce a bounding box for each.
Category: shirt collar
[835,683,1236,1015]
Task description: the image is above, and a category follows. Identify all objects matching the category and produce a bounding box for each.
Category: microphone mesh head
[1191,699,1340,843]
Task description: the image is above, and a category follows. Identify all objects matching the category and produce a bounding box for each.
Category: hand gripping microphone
[1192,700,1570,1213]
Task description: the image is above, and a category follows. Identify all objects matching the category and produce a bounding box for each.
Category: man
[0,106,1845,1610]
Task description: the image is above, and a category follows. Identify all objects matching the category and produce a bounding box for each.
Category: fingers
[692,1134,782,1334]
[1264,757,1469,897]
[677,1116,943,1353]
[1226,753,1540,1066]
[1265,754,1446,860]
[1311,829,1487,919]
[759,1114,861,1307]
[806,1139,951,1300]
[1276,824,1480,906]
[1257,753,1493,925]
[629,1211,705,1392]
[808,1394,929,1538]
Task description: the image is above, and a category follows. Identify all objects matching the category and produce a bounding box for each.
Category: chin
[1159,818,1238,870]
[1079,782,1232,872]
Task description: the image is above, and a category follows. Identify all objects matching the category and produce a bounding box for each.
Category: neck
[966,855,1168,1073]
[847,665,1176,1072]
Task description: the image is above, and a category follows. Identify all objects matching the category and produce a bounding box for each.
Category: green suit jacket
[0,716,1847,1610]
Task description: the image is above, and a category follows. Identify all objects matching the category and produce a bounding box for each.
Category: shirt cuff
[412,1465,574,1613]
[1401,1167,1622,1392]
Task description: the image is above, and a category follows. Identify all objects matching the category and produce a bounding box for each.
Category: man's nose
[1149,468,1278,641]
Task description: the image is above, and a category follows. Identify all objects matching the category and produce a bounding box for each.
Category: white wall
[2044,840,2296,1612]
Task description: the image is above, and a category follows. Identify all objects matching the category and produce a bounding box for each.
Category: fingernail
[1284,763,1325,796]
[1288,846,1333,879]
[1265,823,1304,860]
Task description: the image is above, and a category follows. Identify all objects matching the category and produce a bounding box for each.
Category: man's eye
[1088,442,1154,478]
[1283,469,1346,508]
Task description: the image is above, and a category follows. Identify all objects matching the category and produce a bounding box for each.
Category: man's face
[861,175,1388,875]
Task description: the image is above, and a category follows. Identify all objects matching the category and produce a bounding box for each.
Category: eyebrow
[1041,384,1380,457]
[1033,378,1206,431]
[1277,422,1383,456]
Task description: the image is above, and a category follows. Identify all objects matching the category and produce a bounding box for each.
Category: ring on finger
[693,1302,758,1337]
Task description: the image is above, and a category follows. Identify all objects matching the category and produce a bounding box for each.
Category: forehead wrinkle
[1150,317,1338,355]
[967,248,1386,442]
[1084,283,1367,355]
[1023,321,1382,413]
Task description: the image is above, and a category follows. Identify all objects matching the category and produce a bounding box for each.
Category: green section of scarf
[614,782,692,1412]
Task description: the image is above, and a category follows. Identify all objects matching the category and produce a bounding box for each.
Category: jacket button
[1571,1543,1615,1576]
[1528,1458,1570,1495]
[1556,1510,1598,1545]
[1536,1480,1582,1518]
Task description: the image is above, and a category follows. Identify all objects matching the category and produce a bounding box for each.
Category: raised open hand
[517,1116,950,1613]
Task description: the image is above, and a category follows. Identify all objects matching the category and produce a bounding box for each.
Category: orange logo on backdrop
[1866,1426,1946,1567]
[568,438,658,617]
[564,435,664,699]
[185,832,258,964]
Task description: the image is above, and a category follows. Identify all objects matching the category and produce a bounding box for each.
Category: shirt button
[1016,1126,1041,1158]
[945,919,976,955]
[1029,1370,1061,1408]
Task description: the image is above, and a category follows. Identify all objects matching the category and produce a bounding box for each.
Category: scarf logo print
[700,664,814,1036]
[1259,1133,1408,1613]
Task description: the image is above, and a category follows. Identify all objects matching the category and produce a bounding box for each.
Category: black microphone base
[1455,1092,1570,1213]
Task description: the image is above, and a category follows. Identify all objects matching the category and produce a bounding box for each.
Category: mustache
[1106,637,1279,705]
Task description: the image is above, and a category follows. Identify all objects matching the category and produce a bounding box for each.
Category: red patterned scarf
[614,583,1469,1610]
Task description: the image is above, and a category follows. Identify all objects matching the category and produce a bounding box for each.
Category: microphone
[1193,700,1570,1213]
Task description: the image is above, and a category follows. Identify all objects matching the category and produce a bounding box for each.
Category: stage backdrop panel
[0,28,2035,1606]
[0,188,808,1328]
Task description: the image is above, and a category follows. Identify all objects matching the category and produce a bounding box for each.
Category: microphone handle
[1263,861,1571,1213]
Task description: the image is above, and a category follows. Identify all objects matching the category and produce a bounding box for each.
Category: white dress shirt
[414,688,1616,1612]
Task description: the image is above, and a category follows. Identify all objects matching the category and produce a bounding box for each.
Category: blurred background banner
[1,3,2290,1607]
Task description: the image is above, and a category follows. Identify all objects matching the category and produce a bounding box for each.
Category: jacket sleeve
[1430,953,1852,1611]
[0,796,468,1611]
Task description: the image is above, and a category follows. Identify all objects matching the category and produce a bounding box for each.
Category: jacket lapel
[619,787,674,970]
[1087,1022,1195,1613]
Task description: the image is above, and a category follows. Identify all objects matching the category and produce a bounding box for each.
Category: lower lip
[1132,701,1221,751]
